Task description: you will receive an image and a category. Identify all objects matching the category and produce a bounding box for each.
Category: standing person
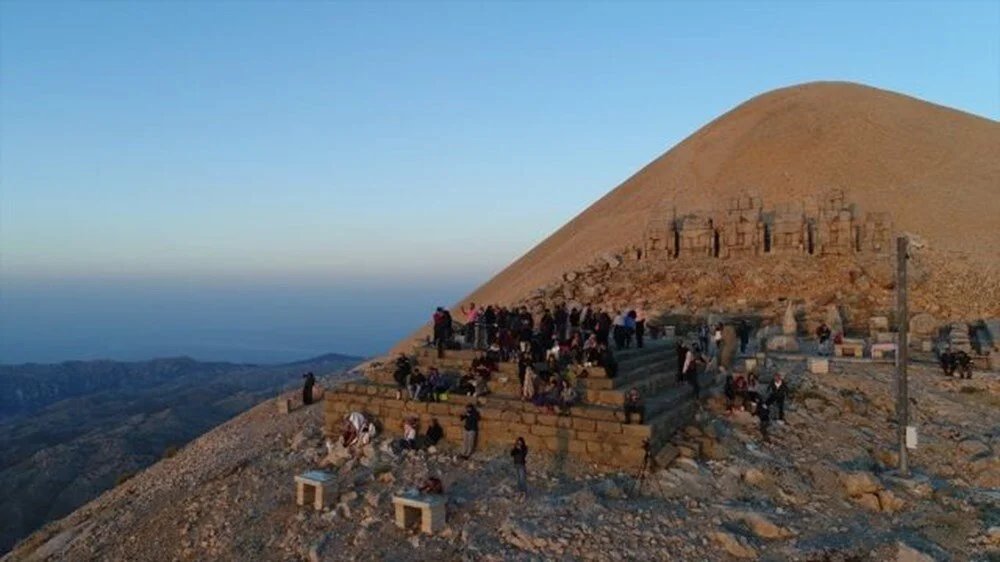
[462,302,479,346]
[713,324,724,361]
[756,398,771,443]
[302,372,316,405]
[511,437,529,497]
[684,345,706,399]
[766,373,788,424]
[433,307,447,358]
[459,404,480,459]
[676,341,687,383]
[724,371,737,414]
[624,310,637,348]
[816,322,831,356]
[443,308,454,347]
[569,307,581,339]
[634,309,646,349]
[554,304,569,342]
[738,319,751,355]
[426,418,444,447]
[613,310,627,350]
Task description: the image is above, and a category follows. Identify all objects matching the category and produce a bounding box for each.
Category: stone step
[324,361,713,469]
[409,339,676,379]
[370,357,685,408]
[330,380,629,424]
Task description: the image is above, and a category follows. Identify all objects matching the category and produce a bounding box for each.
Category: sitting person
[954,350,974,379]
[558,381,578,415]
[473,372,490,397]
[486,342,502,364]
[546,338,561,363]
[408,368,427,401]
[623,388,644,424]
[401,417,418,450]
[341,422,358,447]
[569,332,584,364]
[425,418,444,447]
[419,476,444,495]
[457,371,477,396]
[531,380,558,413]
[393,353,412,400]
[734,374,749,410]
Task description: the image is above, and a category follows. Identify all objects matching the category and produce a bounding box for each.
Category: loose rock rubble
[6,361,999,561]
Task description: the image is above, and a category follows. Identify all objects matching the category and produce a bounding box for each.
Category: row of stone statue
[644,191,893,260]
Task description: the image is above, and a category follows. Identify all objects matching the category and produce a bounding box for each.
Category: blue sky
[0,2,998,363]
[2,1,997,282]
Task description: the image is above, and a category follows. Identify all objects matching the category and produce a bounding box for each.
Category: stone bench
[807,358,829,374]
[392,492,446,534]
[871,343,897,360]
[295,470,336,511]
[834,339,866,358]
[277,398,292,414]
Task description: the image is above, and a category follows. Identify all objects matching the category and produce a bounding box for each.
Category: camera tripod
[626,440,666,498]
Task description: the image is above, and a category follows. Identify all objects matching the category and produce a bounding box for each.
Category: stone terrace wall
[323,388,674,467]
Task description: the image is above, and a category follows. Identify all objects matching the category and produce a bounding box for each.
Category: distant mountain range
[0,353,362,555]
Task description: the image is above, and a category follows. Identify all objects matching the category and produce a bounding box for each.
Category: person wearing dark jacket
[426,418,444,446]
[766,373,788,423]
[511,437,528,496]
[460,405,480,459]
[302,372,316,405]
[433,308,447,358]
[756,399,771,442]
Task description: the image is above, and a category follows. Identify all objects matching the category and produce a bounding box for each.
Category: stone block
[920,339,933,352]
[871,343,897,360]
[537,414,559,427]
[868,316,889,332]
[834,339,866,358]
[392,493,446,534]
[427,403,451,416]
[531,424,558,437]
[295,471,336,511]
[622,423,652,439]
[767,335,799,352]
[808,358,829,374]
[277,398,292,414]
[744,358,758,373]
[595,420,623,434]
[873,331,897,344]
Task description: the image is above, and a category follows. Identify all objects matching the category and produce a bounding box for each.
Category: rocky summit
[6,82,999,561]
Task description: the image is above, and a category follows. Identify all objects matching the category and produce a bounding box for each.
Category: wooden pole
[896,236,910,477]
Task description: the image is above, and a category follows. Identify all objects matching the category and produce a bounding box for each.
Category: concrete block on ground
[295,470,336,511]
[392,493,446,534]
[808,358,829,374]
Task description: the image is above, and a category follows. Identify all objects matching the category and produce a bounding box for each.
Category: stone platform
[323,339,715,467]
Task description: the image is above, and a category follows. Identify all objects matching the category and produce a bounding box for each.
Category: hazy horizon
[0,275,484,364]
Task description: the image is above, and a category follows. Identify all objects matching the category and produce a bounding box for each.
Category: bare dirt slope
[395,82,999,351]
[479,81,1000,302]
